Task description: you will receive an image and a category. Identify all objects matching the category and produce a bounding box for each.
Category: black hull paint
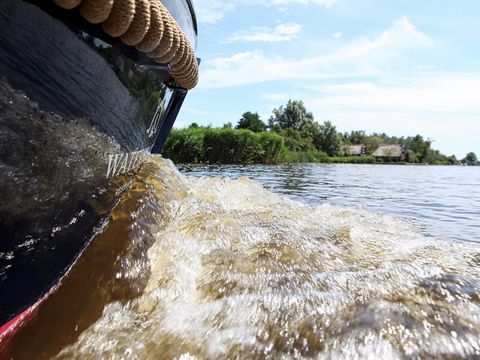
[0,0,196,329]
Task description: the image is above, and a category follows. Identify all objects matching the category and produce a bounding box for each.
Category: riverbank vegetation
[164,100,477,165]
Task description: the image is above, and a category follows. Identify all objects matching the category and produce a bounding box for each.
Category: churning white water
[52,157,480,359]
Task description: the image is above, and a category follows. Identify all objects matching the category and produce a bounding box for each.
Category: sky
[179,0,480,158]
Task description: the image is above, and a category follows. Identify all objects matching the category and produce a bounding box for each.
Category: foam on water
[57,157,480,359]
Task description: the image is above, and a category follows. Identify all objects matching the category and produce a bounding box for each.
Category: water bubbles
[57,157,480,359]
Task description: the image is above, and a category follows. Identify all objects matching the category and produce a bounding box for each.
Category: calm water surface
[178,164,480,243]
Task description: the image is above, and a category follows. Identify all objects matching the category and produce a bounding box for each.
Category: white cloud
[194,0,235,24]
[262,75,480,122]
[311,76,480,112]
[223,23,302,43]
[200,17,432,88]
[194,0,338,24]
[326,17,432,61]
[261,0,338,6]
[261,93,292,102]
[333,32,343,38]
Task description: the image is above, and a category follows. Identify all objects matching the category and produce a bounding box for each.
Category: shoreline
[174,161,471,166]
[164,127,476,166]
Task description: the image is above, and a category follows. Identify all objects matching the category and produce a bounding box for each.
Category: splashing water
[8,156,480,359]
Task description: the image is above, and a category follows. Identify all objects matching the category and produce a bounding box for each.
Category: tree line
[164,100,477,165]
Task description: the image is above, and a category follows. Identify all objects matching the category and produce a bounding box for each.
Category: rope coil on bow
[53,0,199,89]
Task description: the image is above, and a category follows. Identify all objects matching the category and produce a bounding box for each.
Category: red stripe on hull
[0,281,60,354]
[0,302,40,353]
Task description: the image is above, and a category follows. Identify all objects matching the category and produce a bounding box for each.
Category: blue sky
[179,0,480,158]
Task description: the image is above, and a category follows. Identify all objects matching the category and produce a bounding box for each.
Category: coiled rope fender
[53,0,199,90]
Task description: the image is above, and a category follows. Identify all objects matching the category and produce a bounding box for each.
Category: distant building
[342,144,366,156]
[373,144,406,162]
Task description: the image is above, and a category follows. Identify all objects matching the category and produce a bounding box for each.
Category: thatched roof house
[342,144,366,156]
[373,144,406,162]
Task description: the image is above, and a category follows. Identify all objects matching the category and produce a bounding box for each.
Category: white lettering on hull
[106,149,149,178]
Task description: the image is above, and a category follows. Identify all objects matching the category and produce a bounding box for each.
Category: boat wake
[5,156,480,359]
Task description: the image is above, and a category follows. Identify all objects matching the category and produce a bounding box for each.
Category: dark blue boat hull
[0,0,195,330]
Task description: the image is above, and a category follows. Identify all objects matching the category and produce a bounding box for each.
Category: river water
[4,157,480,359]
[179,163,480,244]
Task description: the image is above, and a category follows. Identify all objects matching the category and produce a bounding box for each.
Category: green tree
[343,130,367,145]
[269,100,314,131]
[404,135,431,163]
[363,135,383,155]
[223,122,233,129]
[465,152,478,166]
[406,149,418,163]
[236,112,266,132]
[424,149,449,165]
[312,121,341,156]
[277,127,316,152]
[446,155,457,165]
